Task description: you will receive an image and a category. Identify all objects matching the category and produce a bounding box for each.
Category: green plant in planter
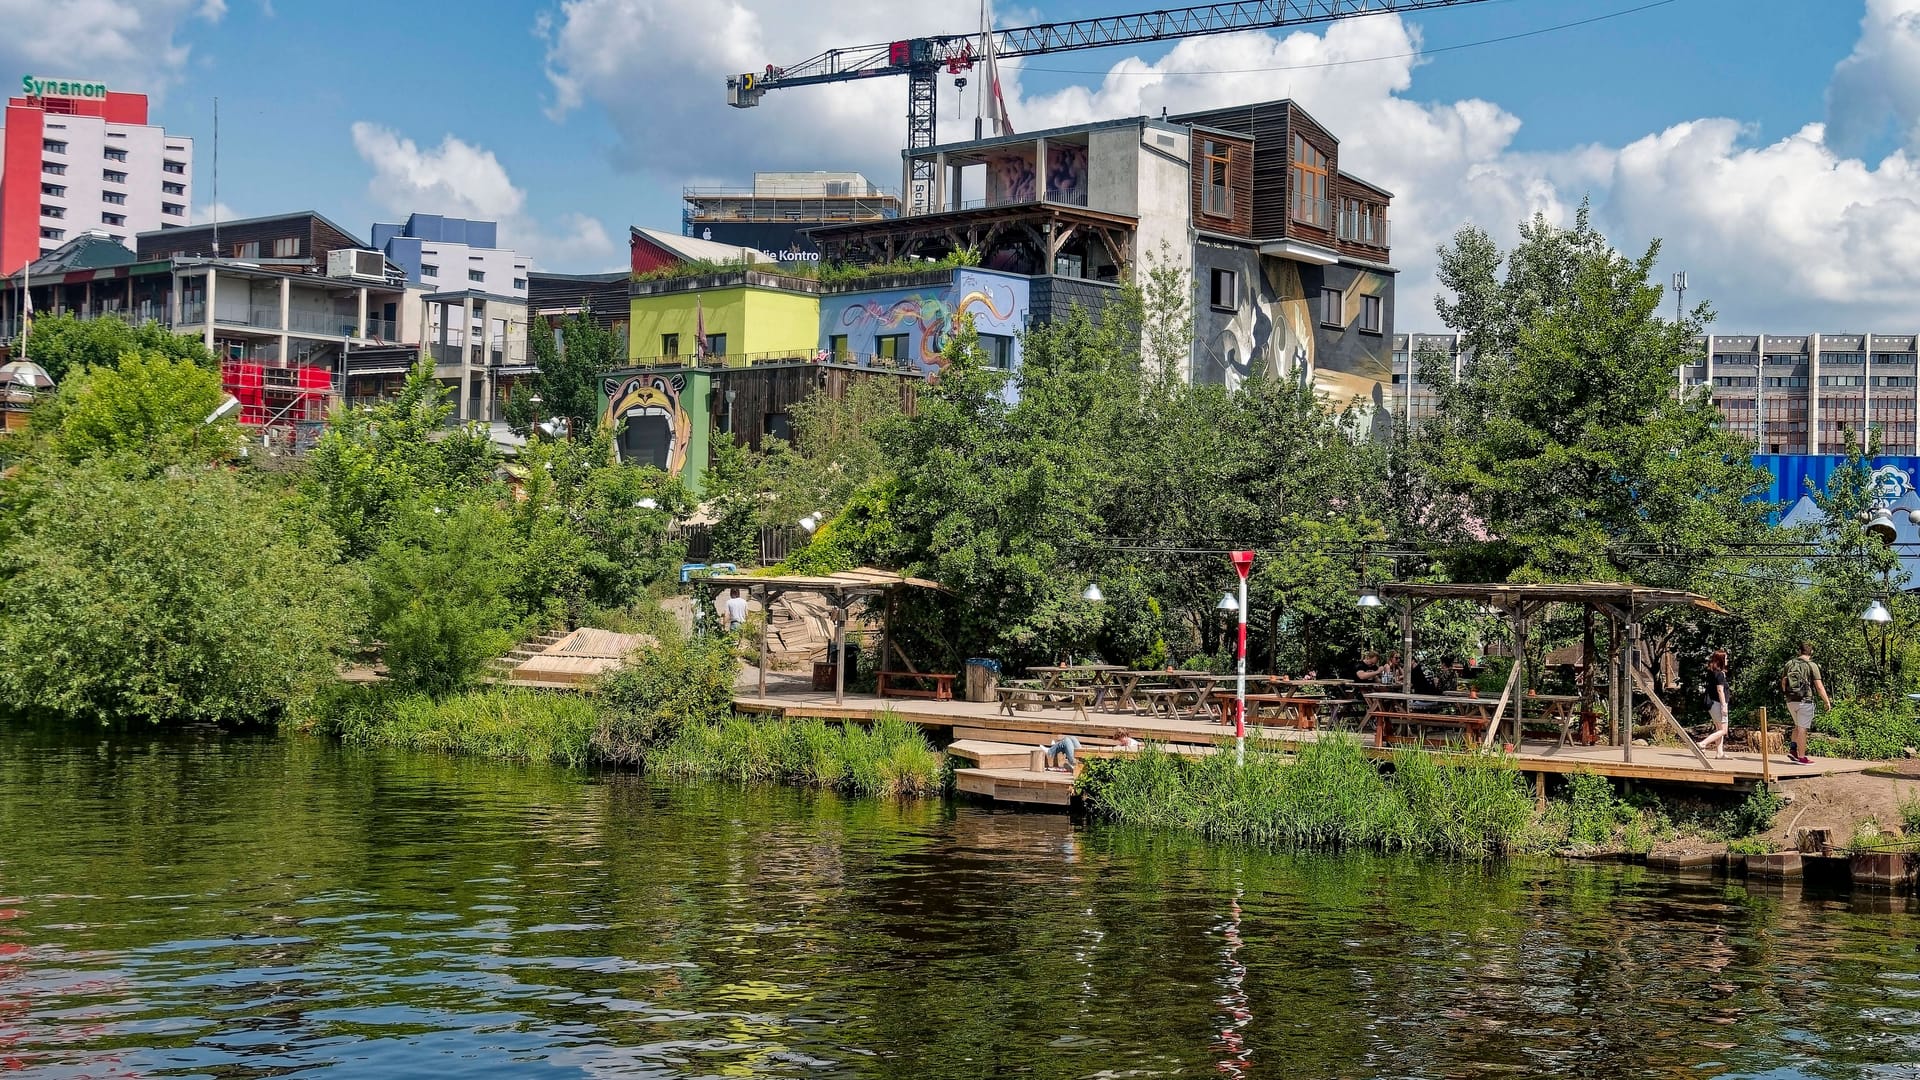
[1726,837,1773,856]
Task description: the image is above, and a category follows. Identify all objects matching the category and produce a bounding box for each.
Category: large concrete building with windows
[1392,330,1920,455]
[371,213,529,300]
[0,80,192,275]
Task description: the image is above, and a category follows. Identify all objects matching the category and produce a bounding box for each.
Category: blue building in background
[370,213,529,298]
[1758,453,1920,584]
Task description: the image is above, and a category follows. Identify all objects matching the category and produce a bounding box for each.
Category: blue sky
[5,0,1907,326]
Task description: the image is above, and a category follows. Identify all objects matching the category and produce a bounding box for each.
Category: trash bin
[965,658,1002,703]
[827,641,860,681]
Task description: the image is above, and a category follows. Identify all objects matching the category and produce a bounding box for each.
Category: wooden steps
[947,739,1042,770]
[954,766,1075,806]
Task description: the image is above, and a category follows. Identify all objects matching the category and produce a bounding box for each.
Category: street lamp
[1229,550,1254,767]
[1082,583,1104,603]
[1356,585,1384,609]
[1216,592,1239,612]
[634,497,659,511]
[799,513,820,534]
[1863,597,1893,624]
[204,395,241,425]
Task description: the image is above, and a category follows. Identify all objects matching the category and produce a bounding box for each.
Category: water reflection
[1,727,1918,1077]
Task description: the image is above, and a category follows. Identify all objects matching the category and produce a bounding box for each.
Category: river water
[3,728,1919,1078]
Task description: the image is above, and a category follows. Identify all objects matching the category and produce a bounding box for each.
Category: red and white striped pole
[1231,550,1254,766]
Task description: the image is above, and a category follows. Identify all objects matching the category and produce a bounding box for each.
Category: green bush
[1077,736,1534,858]
[648,713,948,797]
[0,460,357,726]
[1807,697,1920,760]
[1902,793,1920,837]
[1563,772,1627,847]
[1719,783,1784,839]
[368,501,522,696]
[592,630,740,764]
[1727,837,1773,856]
[310,685,598,766]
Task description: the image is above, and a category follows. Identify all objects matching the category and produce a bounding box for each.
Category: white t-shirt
[724,595,749,627]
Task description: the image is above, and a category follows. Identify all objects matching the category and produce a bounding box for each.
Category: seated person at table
[1041,734,1081,772]
[1112,729,1141,751]
[1411,658,1458,696]
[1354,652,1389,683]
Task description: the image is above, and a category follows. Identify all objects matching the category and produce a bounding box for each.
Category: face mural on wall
[603,373,691,475]
[1256,260,1392,412]
[838,279,1020,370]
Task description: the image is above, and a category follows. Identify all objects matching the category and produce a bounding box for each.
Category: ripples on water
[3,728,1920,1078]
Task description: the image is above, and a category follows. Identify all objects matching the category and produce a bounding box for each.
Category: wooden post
[832,597,847,707]
[1623,610,1638,764]
[756,585,769,696]
[1758,706,1772,784]
[1535,771,1548,812]
[1511,604,1530,746]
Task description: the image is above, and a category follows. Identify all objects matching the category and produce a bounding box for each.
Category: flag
[694,296,708,362]
[981,2,1014,137]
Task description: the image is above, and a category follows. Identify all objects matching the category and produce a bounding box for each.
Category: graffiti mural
[603,372,692,475]
[985,144,1089,207]
[827,269,1030,372]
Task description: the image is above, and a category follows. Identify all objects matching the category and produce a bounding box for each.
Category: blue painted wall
[820,268,1029,376]
[1758,453,1920,583]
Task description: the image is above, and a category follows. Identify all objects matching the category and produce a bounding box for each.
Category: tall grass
[1078,736,1534,858]
[317,684,599,766]
[647,713,949,798]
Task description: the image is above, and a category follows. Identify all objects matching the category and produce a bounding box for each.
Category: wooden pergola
[705,568,948,705]
[1378,582,1730,770]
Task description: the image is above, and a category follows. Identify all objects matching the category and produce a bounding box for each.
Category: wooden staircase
[486,630,571,681]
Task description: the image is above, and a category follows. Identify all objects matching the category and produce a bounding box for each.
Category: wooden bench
[996,685,1093,723]
[1369,706,1488,747]
[876,669,957,701]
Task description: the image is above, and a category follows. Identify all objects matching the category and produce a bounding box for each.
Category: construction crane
[727,0,1501,211]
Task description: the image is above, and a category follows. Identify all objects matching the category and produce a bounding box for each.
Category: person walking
[1779,641,1831,765]
[1698,650,1731,759]
[722,588,749,634]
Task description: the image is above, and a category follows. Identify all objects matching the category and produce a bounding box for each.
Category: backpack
[1781,657,1813,702]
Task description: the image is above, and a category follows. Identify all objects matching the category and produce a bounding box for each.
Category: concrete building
[371,213,530,299]
[682,172,899,264]
[629,269,820,364]
[811,98,1396,404]
[1395,330,1920,456]
[0,80,192,275]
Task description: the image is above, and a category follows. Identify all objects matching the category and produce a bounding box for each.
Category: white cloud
[543,1,1920,328]
[0,0,223,100]
[350,121,616,271]
[190,201,240,225]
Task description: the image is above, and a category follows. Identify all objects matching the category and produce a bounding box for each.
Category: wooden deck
[736,679,1879,805]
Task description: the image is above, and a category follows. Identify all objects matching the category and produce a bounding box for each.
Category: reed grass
[321,685,599,766]
[1078,736,1534,858]
[646,713,950,798]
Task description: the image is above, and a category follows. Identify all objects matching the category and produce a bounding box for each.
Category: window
[705,333,727,358]
[161,203,183,217]
[231,241,259,259]
[1291,135,1330,227]
[1320,286,1343,328]
[763,412,793,442]
[42,162,64,176]
[163,160,186,175]
[1823,351,1866,364]
[512,278,526,291]
[41,205,63,219]
[1202,140,1234,218]
[40,227,63,241]
[981,333,1015,371]
[162,182,185,196]
[270,237,299,257]
[661,333,679,357]
[1359,294,1383,334]
[828,334,850,359]
[42,140,65,154]
[468,269,485,283]
[41,183,64,197]
[102,170,126,185]
[1208,267,1237,310]
[103,147,127,162]
[420,263,439,277]
[101,213,125,227]
[876,334,909,361]
[101,191,126,205]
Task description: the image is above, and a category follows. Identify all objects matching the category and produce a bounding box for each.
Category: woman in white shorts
[1698,649,1731,759]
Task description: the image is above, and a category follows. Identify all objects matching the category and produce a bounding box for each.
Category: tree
[759,376,908,525]
[502,307,624,436]
[367,499,521,696]
[303,361,498,559]
[17,312,216,382]
[0,460,357,726]
[1418,205,1770,583]
[33,352,239,467]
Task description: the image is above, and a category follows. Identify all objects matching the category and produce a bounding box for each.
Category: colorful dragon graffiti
[838,283,1018,367]
[603,373,691,475]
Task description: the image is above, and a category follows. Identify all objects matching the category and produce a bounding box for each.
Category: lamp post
[1229,550,1254,767]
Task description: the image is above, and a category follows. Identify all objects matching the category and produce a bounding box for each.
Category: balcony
[1337,209,1390,249]
[365,317,398,341]
[180,301,206,324]
[1290,195,1335,232]
[629,348,922,372]
[288,308,358,336]
[248,306,283,330]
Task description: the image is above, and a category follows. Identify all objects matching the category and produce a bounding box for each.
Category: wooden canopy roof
[706,567,947,596]
[1378,581,1729,615]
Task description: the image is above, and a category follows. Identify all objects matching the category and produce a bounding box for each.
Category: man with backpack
[1779,641,1832,765]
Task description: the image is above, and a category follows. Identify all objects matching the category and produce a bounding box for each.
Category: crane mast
[727,0,1499,211]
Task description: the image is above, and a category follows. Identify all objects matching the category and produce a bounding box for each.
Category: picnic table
[1137,685,1217,720]
[1025,664,1128,692]
[1364,691,1499,748]
[1106,670,1175,712]
[997,683,1094,722]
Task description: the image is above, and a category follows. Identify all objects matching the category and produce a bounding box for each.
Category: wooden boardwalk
[735,678,1879,806]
